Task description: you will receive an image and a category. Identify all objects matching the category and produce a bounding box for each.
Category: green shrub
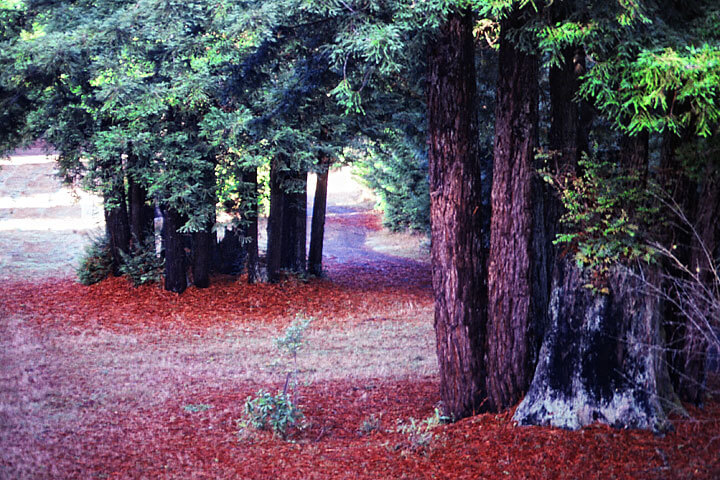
[237,315,313,440]
[118,238,164,287]
[76,233,114,285]
[395,407,449,454]
[239,389,304,439]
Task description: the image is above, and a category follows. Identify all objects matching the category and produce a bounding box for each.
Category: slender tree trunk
[308,167,329,277]
[486,7,539,411]
[266,157,285,283]
[162,207,187,294]
[243,168,259,284]
[427,9,488,420]
[104,176,131,276]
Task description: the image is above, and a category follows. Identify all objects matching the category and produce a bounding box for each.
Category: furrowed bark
[308,167,329,277]
[427,9,488,419]
[486,7,539,411]
[162,207,187,294]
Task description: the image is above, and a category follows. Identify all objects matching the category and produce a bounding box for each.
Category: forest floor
[1,151,719,479]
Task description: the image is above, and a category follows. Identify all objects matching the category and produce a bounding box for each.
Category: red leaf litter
[1,259,719,479]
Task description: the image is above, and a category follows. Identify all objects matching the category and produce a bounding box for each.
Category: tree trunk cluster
[428,4,717,432]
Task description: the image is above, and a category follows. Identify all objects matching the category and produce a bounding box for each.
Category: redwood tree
[485,6,540,411]
[427,8,488,419]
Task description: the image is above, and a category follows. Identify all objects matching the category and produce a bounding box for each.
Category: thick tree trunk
[485,8,539,411]
[658,130,699,404]
[126,150,154,246]
[679,166,720,404]
[308,168,329,277]
[214,227,246,275]
[162,207,187,294]
[192,228,213,289]
[127,178,154,247]
[280,170,307,274]
[427,9,488,420]
[104,177,131,277]
[243,168,260,284]
[515,133,675,431]
[266,157,285,283]
[513,263,673,432]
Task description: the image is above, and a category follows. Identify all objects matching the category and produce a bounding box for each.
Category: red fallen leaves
[0,260,432,334]
[24,378,720,479]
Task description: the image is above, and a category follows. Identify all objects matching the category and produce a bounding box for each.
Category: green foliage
[183,403,213,413]
[541,153,658,292]
[358,413,383,435]
[238,315,312,440]
[395,407,449,453]
[76,233,114,286]
[354,130,430,233]
[118,238,164,287]
[239,389,304,439]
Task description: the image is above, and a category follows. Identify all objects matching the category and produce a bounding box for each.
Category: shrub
[239,389,304,439]
[237,315,313,440]
[395,407,449,454]
[118,238,164,286]
[76,233,114,285]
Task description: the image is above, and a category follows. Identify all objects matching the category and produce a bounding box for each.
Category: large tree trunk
[126,150,154,246]
[162,207,187,294]
[513,263,673,431]
[266,157,285,283]
[485,7,540,411]
[192,228,213,289]
[243,168,260,284]
[280,169,307,274]
[427,9,488,420]
[679,166,720,404]
[515,133,675,431]
[658,129,699,404]
[104,176,131,277]
[214,227,246,275]
[308,167,329,277]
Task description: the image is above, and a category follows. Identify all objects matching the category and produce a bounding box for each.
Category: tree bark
[513,262,673,432]
[308,167,329,277]
[162,207,187,294]
[126,150,154,247]
[266,157,285,283]
[214,227,246,275]
[680,165,720,404]
[486,7,539,411]
[427,9,488,419]
[658,129,699,404]
[104,176,131,277]
[192,228,213,289]
[515,133,675,431]
[280,169,307,274]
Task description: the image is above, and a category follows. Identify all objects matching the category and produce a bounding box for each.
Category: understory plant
[238,315,312,439]
[118,238,164,286]
[76,233,114,285]
[541,154,658,292]
[395,406,449,454]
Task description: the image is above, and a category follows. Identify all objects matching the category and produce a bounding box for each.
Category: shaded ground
[1,152,719,479]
